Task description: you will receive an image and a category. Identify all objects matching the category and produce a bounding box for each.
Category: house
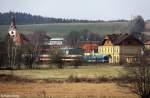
[38,35,51,62]
[46,38,64,54]
[144,40,150,57]
[59,47,84,62]
[48,38,64,46]
[80,41,99,55]
[26,32,51,63]
[38,37,64,62]
[144,40,150,50]
[98,33,143,64]
[59,47,83,56]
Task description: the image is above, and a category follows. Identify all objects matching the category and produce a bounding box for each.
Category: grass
[0,22,129,39]
[0,83,137,98]
[0,65,136,98]
[0,65,128,80]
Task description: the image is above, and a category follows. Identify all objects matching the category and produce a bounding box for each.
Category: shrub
[50,53,64,69]
[67,75,80,82]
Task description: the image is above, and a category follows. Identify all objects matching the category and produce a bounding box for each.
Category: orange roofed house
[80,41,99,55]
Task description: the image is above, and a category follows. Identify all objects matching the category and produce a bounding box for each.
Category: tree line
[0,11,131,25]
[0,11,103,25]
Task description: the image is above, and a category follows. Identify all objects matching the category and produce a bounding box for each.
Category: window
[116,48,119,53]
[116,56,118,62]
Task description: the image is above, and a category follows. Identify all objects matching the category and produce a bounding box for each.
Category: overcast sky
[0,0,150,20]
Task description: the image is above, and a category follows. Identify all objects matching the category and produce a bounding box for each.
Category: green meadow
[0,22,129,39]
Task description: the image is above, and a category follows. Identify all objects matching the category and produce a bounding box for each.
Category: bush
[67,75,80,82]
[72,59,83,68]
[50,53,64,69]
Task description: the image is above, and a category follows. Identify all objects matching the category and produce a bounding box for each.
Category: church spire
[10,16,16,30]
[8,16,17,39]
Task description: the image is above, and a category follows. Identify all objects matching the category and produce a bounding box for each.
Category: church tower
[8,16,23,45]
[8,16,17,39]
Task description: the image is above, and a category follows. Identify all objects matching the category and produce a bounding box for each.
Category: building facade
[98,33,143,64]
[39,38,64,62]
[144,40,150,50]
[47,38,64,54]
[144,40,150,57]
[59,47,84,62]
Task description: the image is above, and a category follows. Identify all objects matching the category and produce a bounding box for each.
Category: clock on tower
[8,16,17,42]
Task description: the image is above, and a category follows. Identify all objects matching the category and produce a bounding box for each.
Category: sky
[0,0,150,20]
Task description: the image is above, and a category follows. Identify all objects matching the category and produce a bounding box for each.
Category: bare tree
[65,29,102,48]
[7,35,17,74]
[0,41,7,68]
[129,15,145,33]
[72,59,83,68]
[129,54,150,98]
[28,31,50,63]
[65,30,81,48]
[80,29,101,41]
[50,53,64,69]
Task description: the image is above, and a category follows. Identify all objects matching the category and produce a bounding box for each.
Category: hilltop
[0,12,106,25]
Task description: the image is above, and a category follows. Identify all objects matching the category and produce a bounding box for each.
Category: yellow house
[144,40,150,50]
[98,33,143,64]
[144,40,150,57]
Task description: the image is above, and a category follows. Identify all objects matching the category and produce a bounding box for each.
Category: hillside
[0,22,129,39]
[0,12,103,25]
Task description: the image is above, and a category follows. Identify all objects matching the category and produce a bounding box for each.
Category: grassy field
[0,65,128,80]
[0,22,128,39]
[0,83,137,98]
[0,65,137,98]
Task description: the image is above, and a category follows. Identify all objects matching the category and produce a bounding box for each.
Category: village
[1,16,150,69]
[0,16,150,98]
[1,0,150,97]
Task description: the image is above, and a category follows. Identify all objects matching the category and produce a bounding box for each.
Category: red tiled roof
[15,32,22,44]
[15,32,29,44]
[144,40,150,45]
[80,42,98,52]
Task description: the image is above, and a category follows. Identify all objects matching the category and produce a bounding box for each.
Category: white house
[47,38,64,46]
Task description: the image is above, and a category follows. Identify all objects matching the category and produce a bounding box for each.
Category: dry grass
[0,83,137,98]
[0,65,127,80]
[0,65,135,98]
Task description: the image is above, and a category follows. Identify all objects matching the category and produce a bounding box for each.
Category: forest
[0,11,128,25]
